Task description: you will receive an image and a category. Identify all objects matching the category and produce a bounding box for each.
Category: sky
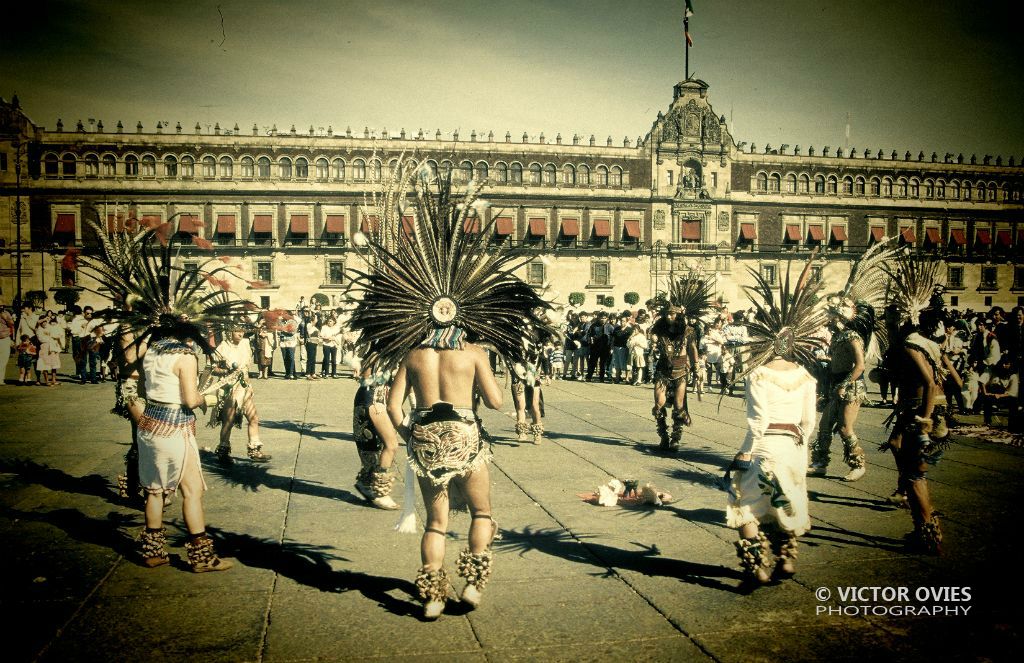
[2,0,1023,157]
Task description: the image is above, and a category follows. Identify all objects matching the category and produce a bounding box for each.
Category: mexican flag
[685,0,694,18]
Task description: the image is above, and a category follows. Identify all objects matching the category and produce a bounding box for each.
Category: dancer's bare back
[388,345,502,426]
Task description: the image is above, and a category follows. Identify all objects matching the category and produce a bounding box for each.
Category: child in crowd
[550,344,565,381]
[16,335,37,385]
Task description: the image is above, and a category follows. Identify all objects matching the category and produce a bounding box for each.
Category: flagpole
[684,16,689,79]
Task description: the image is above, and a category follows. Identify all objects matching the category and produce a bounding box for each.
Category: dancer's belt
[145,400,186,409]
[766,423,801,437]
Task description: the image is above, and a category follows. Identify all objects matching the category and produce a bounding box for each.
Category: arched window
[827,175,838,194]
[854,176,865,195]
[163,155,178,178]
[439,160,452,178]
[257,157,271,178]
[841,176,853,194]
[529,163,542,185]
[332,158,345,180]
[924,179,934,198]
[125,154,139,177]
[868,177,879,195]
[986,182,996,201]
[352,159,366,180]
[510,162,523,184]
[475,161,488,181]
[950,181,960,199]
[202,156,216,178]
[241,156,254,178]
[896,177,907,197]
[935,180,945,199]
[102,154,116,177]
[784,173,797,193]
[84,153,99,177]
[544,163,557,185]
[578,164,590,186]
[797,174,810,193]
[756,172,768,192]
[909,178,919,197]
[881,177,892,197]
[180,155,194,178]
[596,165,608,186]
[295,157,308,179]
[370,159,381,180]
[61,153,77,178]
[315,158,329,179]
[963,182,972,200]
[494,162,508,184]
[141,155,156,177]
[563,164,576,185]
[814,175,825,193]
[279,157,293,179]
[43,153,59,178]
[768,173,780,192]
[219,156,233,178]
[460,160,473,182]
[977,182,987,200]
[609,165,622,187]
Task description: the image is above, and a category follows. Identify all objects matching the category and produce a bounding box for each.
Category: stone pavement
[1,360,1021,662]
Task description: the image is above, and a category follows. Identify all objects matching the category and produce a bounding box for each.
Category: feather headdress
[883,251,945,331]
[77,219,256,352]
[663,270,715,320]
[346,162,554,373]
[731,257,829,386]
[824,237,900,324]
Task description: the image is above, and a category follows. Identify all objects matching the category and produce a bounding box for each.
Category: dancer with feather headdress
[879,253,949,555]
[79,222,253,572]
[724,259,828,586]
[649,271,714,453]
[809,239,899,481]
[346,162,554,619]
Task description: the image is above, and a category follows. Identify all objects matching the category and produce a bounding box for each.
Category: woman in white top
[35,316,63,385]
[136,328,232,572]
[319,314,343,378]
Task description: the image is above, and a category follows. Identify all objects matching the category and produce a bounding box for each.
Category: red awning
[949,229,966,245]
[592,219,611,237]
[216,214,236,234]
[178,214,202,234]
[252,214,274,233]
[54,214,76,234]
[623,219,641,238]
[106,214,124,233]
[870,226,885,242]
[808,225,824,241]
[680,220,701,240]
[531,218,550,236]
[402,216,415,236]
[289,214,309,234]
[830,226,848,241]
[900,227,916,243]
[494,217,514,236]
[976,229,991,245]
[360,215,379,233]
[740,223,756,240]
[463,217,481,234]
[996,230,1012,246]
[785,224,801,241]
[925,228,941,244]
[324,214,345,234]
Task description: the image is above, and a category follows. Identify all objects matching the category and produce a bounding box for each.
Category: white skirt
[726,433,810,535]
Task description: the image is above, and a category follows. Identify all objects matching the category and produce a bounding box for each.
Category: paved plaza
[1,358,1021,662]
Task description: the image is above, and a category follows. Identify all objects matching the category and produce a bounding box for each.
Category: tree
[603,296,615,308]
[25,290,47,307]
[624,291,640,306]
[52,288,81,311]
[568,292,585,307]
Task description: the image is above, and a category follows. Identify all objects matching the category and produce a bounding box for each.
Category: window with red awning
[900,227,916,242]
[785,224,801,241]
[402,216,415,236]
[252,214,274,233]
[494,217,514,236]
[830,226,847,242]
[463,217,481,234]
[739,223,756,240]
[289,215,309,235]
[976,229,991,245]
[178,214,201,234]
[324,214,345,234]
[870,226,885,242]
[53,213,76,234]
[680,220,701,240]
[623,219,641,239]
[996,230,1011,247]
[592,219,611,237]
[216,214,236,234]
[924,228,941,245]
[360,215,379,234]
[949,229,966,245]
[807,225,824,241]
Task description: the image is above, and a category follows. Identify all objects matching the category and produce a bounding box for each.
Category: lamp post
[11,139,25,332]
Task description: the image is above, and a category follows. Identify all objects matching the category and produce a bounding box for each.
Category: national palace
[1,77,1022,315]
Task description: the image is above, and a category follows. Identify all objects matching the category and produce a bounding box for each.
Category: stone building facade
[1,79,1022,315]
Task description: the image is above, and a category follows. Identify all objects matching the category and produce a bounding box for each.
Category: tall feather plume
[346,161,554,373]
[666,269,715,320]
[836,236,901,312]
[730,257,829,388]
[883,251,944,329]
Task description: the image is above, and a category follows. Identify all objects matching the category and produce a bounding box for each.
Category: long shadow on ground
[200,450,364,505]
[0,459,125,507]
[258,420,352,442]
[496,525,745,594]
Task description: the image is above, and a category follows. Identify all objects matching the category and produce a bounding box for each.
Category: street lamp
[10,139,25,332]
